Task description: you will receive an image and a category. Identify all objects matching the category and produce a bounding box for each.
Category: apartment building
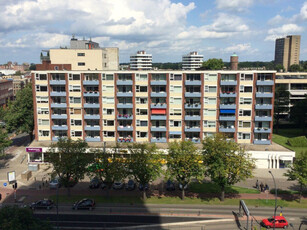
[0,79,13,107]
[32,70,276,146]
[182,52,203,70]
[130,51,152,70]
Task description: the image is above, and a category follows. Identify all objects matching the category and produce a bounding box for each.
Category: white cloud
[299,1,307,20]
[215,0,254,12]
[268,15,285,25]
[224,43,257,53]
[265,23,304,41]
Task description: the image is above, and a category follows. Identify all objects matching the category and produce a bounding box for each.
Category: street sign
[26,147,42,153]
[3,182,7,187]
[7,171,16,184]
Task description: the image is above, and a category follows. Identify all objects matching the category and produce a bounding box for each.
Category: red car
[261,216,289,229]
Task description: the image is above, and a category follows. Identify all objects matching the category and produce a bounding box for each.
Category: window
[78,62,85,66]
[102,97,114,104]
[69,85,81,92]
[204,109,216,116]
[71,131,82,137]
[136,85,147,92]
[38,119,49,125]
[103,108,114,115]
[38,130,49,137]
[69,97,81,104]
[239,121,251,128]
[170,85,182,92]
[36,96,48,103]
[204,120,216,127]
[136,74,147,81]
[103,131,115,137]
[136,109,147,115]
[240,74,253,81]
[102,85,114,92]
[69,74,80,80]
[170,74,182,81]
[136,120,148,126]
[37,107,49,114]
[238,133,251,139]
[71,119,82,126]
[239,110,251,116]
[205,74,217,81]
[103,120,114,126]
[170,97,182,104]
[136,97,147,104]
[77,53,85,56]
[70,108,81,114]
[36,74,47,80]
[36,85,48,92]
[170,120,181,127]
[102,74,114,81]
[239,97,252,105]
[240,86,252,93]
[137,131,148,138]
[170,108,181,116]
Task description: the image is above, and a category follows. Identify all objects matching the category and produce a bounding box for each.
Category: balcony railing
[220,80,237,86]
[220,92,237,97]
[51,103,67,108]
[219,116,236,121]
[254,116,272,122]
[50,91,66,97]
[151,138,167,143]
[185,138,201,143]
[255,104,272,110]
[219,127,235,132]
[150,80,167,85]
[253,139,271,145]
[151,103,167,109]
[83,92,100,97]
[117,103,133,109]
[185,92,201,97]
[84,103,100,108]
[85,137,101,142]
[185,127,201,132]
[151,127,167,132]
[50,80,66,85]
[254,128,271,133]
[151,92,167,97]
[256,80,274,86]
[117,80,133,85]
[117,92,133,97]
[184,103,201,109]
[84,114,100,119]
[151,115,167,120]
[118,137,133,143]
[51,114,67,119]
[117,126,133,131]
[84,126,100,131]
[52,125,68,131]
[185,115,201,121]
[185,80,201,86]
[256,92,273,98]
[83,80,99,85]
[117,114,133,120]
[220,104,236,109]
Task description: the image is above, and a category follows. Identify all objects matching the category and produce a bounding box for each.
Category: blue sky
[0,0,306,64]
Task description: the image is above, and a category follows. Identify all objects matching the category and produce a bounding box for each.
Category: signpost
[7,171,17,202]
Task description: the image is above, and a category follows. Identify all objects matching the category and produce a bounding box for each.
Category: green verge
[189,182,260,194]
[49,195,307,209]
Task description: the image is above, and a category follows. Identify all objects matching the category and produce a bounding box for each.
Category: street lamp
[269,170,277,230]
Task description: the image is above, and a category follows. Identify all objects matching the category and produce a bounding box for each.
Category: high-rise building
[182,52,203,70]
[274,35,301,71]
[130,51,152,70]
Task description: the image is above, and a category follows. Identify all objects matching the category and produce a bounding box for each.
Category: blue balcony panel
[50,80,66,85]
[117,126,133,131]
[169,131,182,135]
[51,114,67,119]
[151,104,167,109]
[184,104,201,109]
[51,103,67,108]
[151,115,167,120]
[253,140,271,145]
[117,80,133,85]
[83,80,99,85]
[256,92,273,98]
[117,138,133,143]
[254,128,271,133]
[83,92,100,97]
[219,116,236,121]
[151,127,167,132]
[185,127,201,132]
[185,92,201,97]
[185,81,201,86]
[117,92,133,97]
[84,126,101,131]
[117,115,133,120]
[256,80,274,86]
[151,138,167,143]
[220,104,236,109]
[220,81,237,86]
[150,80,167,85]
[255,104,273,110]
[52,136,68,141]
[85,137,101,142]
[50,92,66,97]
[117,103,133,109]
[52,125,68,131]
[151,92,167,97]
[185,115,201,121]
[220,93,237,98]
[186,138,201,143]
[219,128,236,133]
[255,116,272,122]
[84,114,100,120]
[84,103,100,109]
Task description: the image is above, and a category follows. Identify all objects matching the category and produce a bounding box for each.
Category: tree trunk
[299,184,302,203]
[220,186,225,202]
[143,190,147,200]
[181,189,185,200]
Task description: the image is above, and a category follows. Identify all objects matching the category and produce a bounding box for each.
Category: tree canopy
[202,58,224,70]
[0,129,12,155]
[288,64,301,72]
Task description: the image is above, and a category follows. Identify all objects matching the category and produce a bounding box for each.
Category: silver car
[49,178,60,189]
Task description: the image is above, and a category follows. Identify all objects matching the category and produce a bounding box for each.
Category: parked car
[261,216,289,229]
[126,180,135,191]
[138,183,149,191]
[166,180,175,191]
[29,199,54,210]
[72,198,95,210]
[113,181,124,190]
[89,177,102,189]
[49,178,60,189]
[179,183,188,191]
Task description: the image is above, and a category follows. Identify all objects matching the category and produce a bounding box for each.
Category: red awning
[152,109,166,115]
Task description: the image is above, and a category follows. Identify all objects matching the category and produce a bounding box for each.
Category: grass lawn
[49,194,307,209]
[189,182,260,194]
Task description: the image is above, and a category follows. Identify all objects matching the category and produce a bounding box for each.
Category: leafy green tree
[0,129,12,156]
[288,64,301,72]
[202,134,255,201]
[4,84,34,140]
[275,64,285,72]
[128,143,162,200]
[0,106,6,121]
[45,138,90,195]
[274,85,290,133]
[284,151,307,203]
[29,63,36,70]
[0,206,52,230]
[290,95,307,135]
[166,141,205,200]
[202,58,224,70]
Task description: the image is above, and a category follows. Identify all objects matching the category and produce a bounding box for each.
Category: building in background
[274,35,301,71]
[36,37,119,71]
[182,52,203,70]
[0,79,13,107]
[230,53,239,70]
[130,51,152,70]
[0,62,30,73]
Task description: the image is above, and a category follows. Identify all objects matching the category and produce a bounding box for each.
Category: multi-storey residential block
[0,79,13,107]
[182,52,203,70]
[130,51,152,70]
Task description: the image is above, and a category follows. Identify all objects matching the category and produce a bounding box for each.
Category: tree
[4,84,34,140]
[284,151,307,203]
[45,138,90,195]
[128,143,162,200]
[288,64,301,72]
[290,95,307,135]
[29,63,36,70]
[274,85,290,133]
[202,58,224,70]
[0,206,52,230]
[275,64,284,72]
[202,134,255,201]
[0,129,12,156]
[166,141,205,200]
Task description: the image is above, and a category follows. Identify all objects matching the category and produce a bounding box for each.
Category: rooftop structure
[130,51,152,70]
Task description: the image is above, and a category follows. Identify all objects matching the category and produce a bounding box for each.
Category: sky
[0,0,306,64]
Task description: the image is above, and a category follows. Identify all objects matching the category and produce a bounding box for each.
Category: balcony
[85,137,101,142]
[255,104,272,110]
[254,128,271,133]
[52,125,68,131]
[220,80,237,86]
[185,127,201,132]
[51,114,67,119]
[50,80,66,85]
[50,91,66,97]
[255,116,272,122]
[151,92,167,97]
[117,137,133,143]
[151,127,167,132]
[219,116,236,121]
[256,80,274,86]
[256,92,273,98]
[84,126,100,131]
[51,103,67,108]
[151,115,166,120]
[253,139,271,145]
[184,104,201,109]
[52,137,59,141]
[117,80,133,85]
[84,114,100,119]
[151,138,167,143]
[186,138,201,143]
[117,103,133,109]
[117,92,133,97]
[185,80,201,86]
[83,92,100,97]
[117,115,133,120]
[185,115,201,121]
[151,80,167,85]
[219,127,235,133]
[185,92,201,97]
[151,103,167,109]
[220,92,237,97]
[84,103,100,109]
[117,126,133,131]
[83,80,99,86]
[220,104,236,109]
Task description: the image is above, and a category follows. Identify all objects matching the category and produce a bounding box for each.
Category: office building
[182,52,203,70]
[274,35,301,71]
[130,51,152,70]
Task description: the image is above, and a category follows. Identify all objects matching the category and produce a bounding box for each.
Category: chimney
[230,53,238,70]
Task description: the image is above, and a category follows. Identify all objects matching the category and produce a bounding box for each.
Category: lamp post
[269,170,277,230]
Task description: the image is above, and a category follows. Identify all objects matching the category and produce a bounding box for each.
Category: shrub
[287,136,307,147]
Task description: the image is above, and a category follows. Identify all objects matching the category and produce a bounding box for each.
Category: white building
[130,51,152,70]
[182,51,203,70]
